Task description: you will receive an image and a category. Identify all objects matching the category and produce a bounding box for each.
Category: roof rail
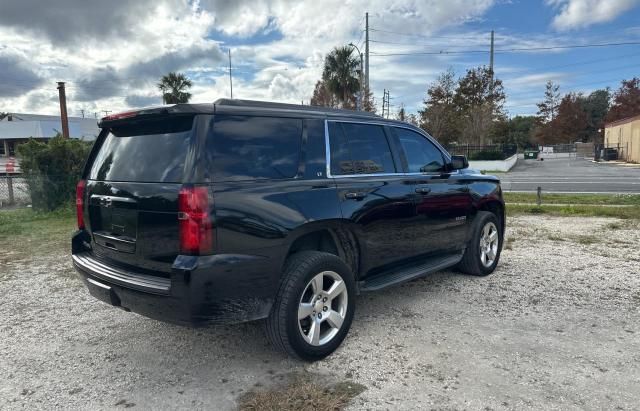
[213,98,380,117]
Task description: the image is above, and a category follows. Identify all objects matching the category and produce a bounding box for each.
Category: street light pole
[359,52,364,110]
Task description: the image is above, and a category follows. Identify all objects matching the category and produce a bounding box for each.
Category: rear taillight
[76,179,86,229]
[178,186,213,255]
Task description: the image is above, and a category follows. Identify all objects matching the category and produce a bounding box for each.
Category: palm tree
[157,72,193,104]
[322,46,360,109]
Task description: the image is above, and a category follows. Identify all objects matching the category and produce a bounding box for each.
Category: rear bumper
[72,244,279,326]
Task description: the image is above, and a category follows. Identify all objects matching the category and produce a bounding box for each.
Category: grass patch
[238,372,366,411]
[507,204,640,219]
[504,192,640,206]
[0,206,75,259]
[547,234,566,242]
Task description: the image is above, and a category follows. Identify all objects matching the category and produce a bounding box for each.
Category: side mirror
[450,155,468,170]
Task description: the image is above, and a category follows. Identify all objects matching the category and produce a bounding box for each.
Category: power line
[371,41,640,56]
[369,39,487,48]
[369,27,483,41]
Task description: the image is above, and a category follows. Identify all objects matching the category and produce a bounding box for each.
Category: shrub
[17,135,93,210]
[468,149,504,161]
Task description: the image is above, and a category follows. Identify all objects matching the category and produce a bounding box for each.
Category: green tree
[493,116,537,147]
[157,72,192,104]
[537,81,561,123]
[396,104,406,122]
[322,46,360,109]
[17,134,92,210]
[551,92,589,144]
[453,66,506,145]
[419,69,457,143]
[583,89,610,142]
[362,88,377,113]
[535,81,561,145]
[606,77,640,123]
[310,80,338,108]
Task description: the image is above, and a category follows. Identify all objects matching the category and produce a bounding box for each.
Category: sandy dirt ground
[1,215,639,410]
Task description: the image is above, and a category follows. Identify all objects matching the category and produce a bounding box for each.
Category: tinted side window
[395,128,445,173]
[88,116,194,183]
[330,122,396,175]
[328,122,354,175]
[210,116,302,180]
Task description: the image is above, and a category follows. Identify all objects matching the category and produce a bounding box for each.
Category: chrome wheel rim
[298,271,348,346]
[479,222,499,268]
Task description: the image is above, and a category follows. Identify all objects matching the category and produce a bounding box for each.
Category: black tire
[265,251,356,361]
[457,211,503,276]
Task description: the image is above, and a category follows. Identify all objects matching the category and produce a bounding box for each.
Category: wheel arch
[477,199,505,234]
[282,220,362,279]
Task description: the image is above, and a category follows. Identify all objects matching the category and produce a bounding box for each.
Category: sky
[0,0,639,119]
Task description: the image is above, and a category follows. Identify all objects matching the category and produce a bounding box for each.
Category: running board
[359,252,463,292]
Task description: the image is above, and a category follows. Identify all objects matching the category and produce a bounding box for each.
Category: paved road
[500,157,640,193]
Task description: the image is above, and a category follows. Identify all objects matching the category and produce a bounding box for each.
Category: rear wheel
[265,251,356,361]
[457,211,502,276]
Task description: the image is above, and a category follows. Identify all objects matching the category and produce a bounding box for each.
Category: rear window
[88,117,194,183]
[208,115,302,181]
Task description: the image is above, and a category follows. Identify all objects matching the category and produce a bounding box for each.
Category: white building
[0,113,99,157]
[0,113,100,173]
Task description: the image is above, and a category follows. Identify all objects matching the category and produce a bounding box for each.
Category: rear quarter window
[88,116,194,183]
[208,115,302,181]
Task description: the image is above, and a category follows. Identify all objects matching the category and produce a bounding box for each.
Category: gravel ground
[1,216,639,410]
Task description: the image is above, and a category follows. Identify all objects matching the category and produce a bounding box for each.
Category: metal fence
[0,175,31,207]
[444,144,518,161]
[543,144,576,153]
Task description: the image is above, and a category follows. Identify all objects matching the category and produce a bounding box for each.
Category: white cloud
[546,0,640,30]
[0,0,504,115]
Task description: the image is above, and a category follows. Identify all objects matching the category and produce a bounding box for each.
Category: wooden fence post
[7,174,14,205]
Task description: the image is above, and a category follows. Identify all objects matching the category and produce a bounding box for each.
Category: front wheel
[265,251,356,361]
[457,211,502,276]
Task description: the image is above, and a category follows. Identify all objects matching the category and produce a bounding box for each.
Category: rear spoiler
[98,104,214,128]
[98,105,174,128]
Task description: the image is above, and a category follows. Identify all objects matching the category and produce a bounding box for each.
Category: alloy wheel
[479,222,499,268]
[298,271,348,346]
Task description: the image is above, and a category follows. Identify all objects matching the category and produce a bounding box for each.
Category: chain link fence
[0,175,31,207]
[1,173,80,209]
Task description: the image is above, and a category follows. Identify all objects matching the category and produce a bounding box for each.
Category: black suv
[72,99,504,360]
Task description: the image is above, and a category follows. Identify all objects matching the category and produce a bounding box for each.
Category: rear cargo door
[84,116,197,275]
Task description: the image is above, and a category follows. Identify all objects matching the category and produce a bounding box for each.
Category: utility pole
[381,89,386,118]
[365,12,369,101]
[102,110,112,117]
[57,82,70,139]
[228,49,233,99]
[489,30,495,88]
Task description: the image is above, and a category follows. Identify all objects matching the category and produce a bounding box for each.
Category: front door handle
[345,192,366,200]
[415,187,431,194]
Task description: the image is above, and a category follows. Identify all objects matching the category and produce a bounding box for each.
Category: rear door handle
[345,192,366,200]
[415,187,431,194]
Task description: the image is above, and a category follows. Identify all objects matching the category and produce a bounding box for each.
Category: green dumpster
[524,150,538,159]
